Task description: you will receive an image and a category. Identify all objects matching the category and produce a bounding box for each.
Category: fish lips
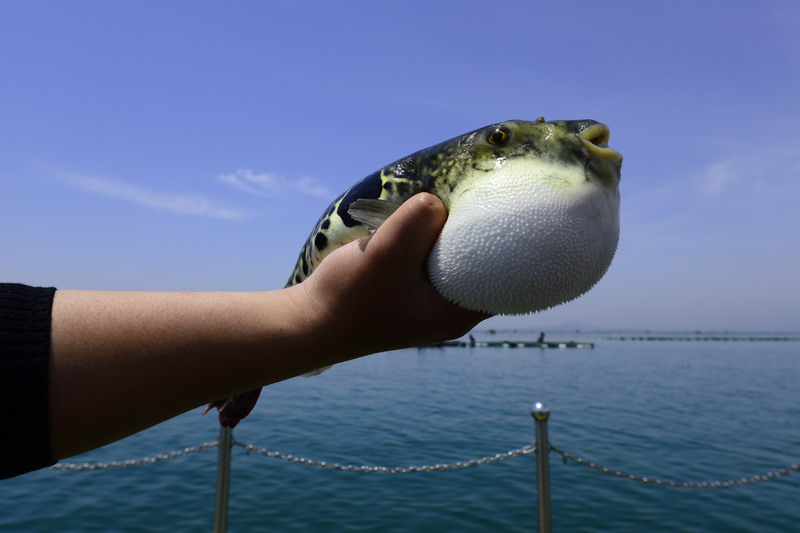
[578,124,623,186]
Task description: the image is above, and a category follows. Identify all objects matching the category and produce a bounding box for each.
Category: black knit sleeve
[0,283,57,479]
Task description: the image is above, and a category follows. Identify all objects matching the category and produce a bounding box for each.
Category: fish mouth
[578,123,623,184]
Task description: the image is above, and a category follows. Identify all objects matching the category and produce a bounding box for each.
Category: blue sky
[2,1,798,331]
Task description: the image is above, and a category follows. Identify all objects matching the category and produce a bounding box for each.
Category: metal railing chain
[233,441,536,473]
[550,445,800,488]
[50,440,218,470]
[50,438,799,489]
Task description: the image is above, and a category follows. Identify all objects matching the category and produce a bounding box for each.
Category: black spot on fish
[294,274,301,284]
[320,218,330,230]
[337,170,383,227]
[314,232,328,252]
[395,181,410,196]
[301,256,309,276]
[382,181,392,191]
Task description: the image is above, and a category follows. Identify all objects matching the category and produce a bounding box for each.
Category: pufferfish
[209,117,623,428]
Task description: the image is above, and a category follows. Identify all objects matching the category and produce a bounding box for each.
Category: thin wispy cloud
[698,160,736,194]
[695,144,800,195]
[218,169,331,199]
[59,171,251,221]
[293,176,331,198]
[624,141,800,244]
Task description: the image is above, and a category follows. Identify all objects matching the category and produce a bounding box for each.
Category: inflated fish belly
[428,157,620,314]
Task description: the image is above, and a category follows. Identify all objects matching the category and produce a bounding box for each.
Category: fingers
[364,193,447,268]
[293,191,489,359]
[366,192,492,324]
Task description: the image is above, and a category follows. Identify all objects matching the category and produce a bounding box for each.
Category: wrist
[272,284,344,369]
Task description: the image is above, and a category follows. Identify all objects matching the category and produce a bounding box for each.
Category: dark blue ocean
[2,332,799,532]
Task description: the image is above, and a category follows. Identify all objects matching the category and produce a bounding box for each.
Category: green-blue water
[2,333,799,532]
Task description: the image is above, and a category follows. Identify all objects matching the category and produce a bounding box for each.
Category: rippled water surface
[2,333,799,532]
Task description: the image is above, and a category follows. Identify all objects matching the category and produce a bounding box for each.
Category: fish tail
[204,387,263,428]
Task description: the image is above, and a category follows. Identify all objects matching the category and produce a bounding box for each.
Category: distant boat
[603,335,800,342]
[422,339,594,349]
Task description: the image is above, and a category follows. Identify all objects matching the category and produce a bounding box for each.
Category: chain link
[50,440,218,471]
[550,445,800,488]
[233,441,536,473]
[48,438,800,489]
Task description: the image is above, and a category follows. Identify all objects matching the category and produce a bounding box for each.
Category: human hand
[289,193,490,362]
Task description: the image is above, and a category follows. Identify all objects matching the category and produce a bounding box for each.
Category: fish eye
[487,127,511,146]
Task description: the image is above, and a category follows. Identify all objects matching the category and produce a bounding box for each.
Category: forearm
[47,193,488,461]
[49,287,322,459]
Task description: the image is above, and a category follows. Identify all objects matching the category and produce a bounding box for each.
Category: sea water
[2,332,799,532]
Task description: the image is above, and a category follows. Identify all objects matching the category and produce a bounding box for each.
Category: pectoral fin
[347,199,402,231]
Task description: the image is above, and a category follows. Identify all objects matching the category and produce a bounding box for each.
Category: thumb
[364,193,447,266]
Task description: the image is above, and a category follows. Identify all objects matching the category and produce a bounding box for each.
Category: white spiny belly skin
[427,159,620,315]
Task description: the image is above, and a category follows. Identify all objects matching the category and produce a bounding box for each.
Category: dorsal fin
[347,198,402,231]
